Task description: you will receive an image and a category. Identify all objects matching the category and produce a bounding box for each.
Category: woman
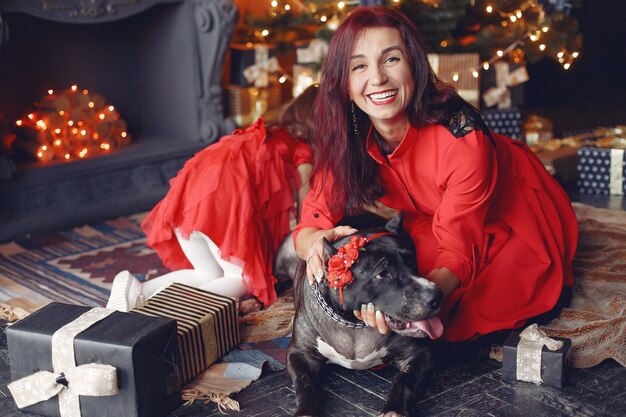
[107,84,318,313]
[295,7,577,342]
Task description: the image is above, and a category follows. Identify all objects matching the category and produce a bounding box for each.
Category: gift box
[482,108,523,139]
[7,303,180,417]
[230,43,280,87]
[523,114,554,146]
[534,145,579,185]
[502,324,571,388]
[481,62,528,109]
[224,83,283,127]
[577,146,626,195]
[428,53,480,108]
[132,283,240,384]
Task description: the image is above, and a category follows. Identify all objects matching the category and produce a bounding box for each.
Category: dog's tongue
[410,316,443,340]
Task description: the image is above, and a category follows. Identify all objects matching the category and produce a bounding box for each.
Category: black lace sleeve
[442,105,495,146]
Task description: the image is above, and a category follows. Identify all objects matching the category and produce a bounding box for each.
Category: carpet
[1,203,625,370]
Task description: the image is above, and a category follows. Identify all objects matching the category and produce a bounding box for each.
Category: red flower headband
[326,232,391,304]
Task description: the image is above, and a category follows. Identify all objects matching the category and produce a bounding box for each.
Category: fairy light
[542,26,549,32]
[15,85,131,163]
[483,62,490,70]
[284,4,291,11]
[510,15,517,22]
[539,44,546,51]
[338,1,345,10]
[279,74,288,83]
[452,72,459,82]
[271,0,277,6]
[557,51,565,59]
[101,142,111,151]
[261,29,269,37]
[320,15,327,22]
[563,63,571,70]
[472,69,479,78]
[572,52,579,58]
[486,5,493,13]
[497,50,504,57]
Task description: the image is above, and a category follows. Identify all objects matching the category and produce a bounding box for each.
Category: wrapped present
[224,83,283,127]
[230,43,280,88]
[292,39,327,97]
[502,324,572,389]
[523,114,554,146]
[482,108,523,139]
[7,303,180,417]
[481,62,528,109]
[132,283,240,384]
[577,146,626,195]
[428,53,480,108]
[534,144,579,185]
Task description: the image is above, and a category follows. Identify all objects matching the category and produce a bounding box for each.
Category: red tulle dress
[142,118,313,306]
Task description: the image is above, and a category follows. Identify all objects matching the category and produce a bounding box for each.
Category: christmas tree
[235,0,582,70]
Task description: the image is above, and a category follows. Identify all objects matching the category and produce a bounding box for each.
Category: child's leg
[140,229,224,297]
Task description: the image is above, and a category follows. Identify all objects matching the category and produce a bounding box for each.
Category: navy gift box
[503,330,571,389]
[7,303,181,417]
[577,147,626,195]
[230,43,278,87]
[482,109,523,140]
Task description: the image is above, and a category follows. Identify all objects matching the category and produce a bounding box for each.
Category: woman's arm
[295,163,312,222]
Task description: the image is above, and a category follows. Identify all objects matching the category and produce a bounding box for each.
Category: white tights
[141,229,249,300]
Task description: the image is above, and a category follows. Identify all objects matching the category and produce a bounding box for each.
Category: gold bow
[483,62,529,109]
[516,323,564,383]
[243,47,281,87]
[8,363,118,409]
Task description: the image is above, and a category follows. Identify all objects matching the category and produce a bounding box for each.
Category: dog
[275,215,443,417]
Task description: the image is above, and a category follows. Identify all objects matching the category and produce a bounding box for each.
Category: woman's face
[348,27,415,133]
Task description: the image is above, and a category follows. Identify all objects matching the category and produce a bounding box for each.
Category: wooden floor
[1,192,624,417]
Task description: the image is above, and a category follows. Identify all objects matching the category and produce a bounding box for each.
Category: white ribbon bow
[516,323,564,383]
[482,61,529,109]
[8,363,118,409]
[243,47,281,88]
[8,307,117,416]
[296,39,329,64]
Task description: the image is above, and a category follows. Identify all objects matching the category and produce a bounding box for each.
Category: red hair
[313,6,458,215]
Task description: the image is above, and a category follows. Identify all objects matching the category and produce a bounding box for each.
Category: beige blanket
[538,202,626,368]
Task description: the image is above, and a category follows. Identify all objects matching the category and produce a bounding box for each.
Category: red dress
[142,118,313,306]
[294,123,578,341]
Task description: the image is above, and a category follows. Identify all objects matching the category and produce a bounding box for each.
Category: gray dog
[275,216,443,417]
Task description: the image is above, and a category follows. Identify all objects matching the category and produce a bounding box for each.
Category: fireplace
[0,0,238,242]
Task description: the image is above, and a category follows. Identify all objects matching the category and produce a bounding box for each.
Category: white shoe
[106,270,145,311]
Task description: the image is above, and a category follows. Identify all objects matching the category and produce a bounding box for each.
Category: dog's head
[321,216,443,339]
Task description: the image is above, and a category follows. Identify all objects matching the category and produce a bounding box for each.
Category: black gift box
[502,331,571,388]
[7,303,181,417]
[230,43,277,87]
[481,62,526,109]
[577,147,626,195]
[482,109,523,140]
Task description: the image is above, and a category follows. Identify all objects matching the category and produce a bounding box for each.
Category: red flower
[326,235,368,304]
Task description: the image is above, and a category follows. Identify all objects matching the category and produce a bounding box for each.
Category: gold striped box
[132,283,239,384]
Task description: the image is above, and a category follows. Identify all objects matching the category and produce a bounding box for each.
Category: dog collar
[310,281,367,329]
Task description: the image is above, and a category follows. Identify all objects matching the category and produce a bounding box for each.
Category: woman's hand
[296,225,357,284]
[353,303,391,334]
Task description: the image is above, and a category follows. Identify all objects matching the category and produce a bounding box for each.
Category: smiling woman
[349,28,415,146]
[293,6,579,343]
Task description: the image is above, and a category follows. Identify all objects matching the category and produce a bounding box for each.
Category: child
[106,85,318,313]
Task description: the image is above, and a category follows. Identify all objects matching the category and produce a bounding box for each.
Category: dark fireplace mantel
[0,0,238,242]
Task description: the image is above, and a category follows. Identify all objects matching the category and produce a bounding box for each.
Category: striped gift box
[132,283,239,384]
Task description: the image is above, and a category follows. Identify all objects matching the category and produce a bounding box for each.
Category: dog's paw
[379,412,405,417]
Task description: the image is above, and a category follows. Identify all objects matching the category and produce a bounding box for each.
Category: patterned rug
[0,213,168,315]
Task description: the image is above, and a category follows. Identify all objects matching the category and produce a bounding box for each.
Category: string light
[14,84,131,163]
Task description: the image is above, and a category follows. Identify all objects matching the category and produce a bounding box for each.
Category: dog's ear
[321,238,338,268]
[384,214,404,234]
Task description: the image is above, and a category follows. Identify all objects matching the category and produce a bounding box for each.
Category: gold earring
[351,101,360,137]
